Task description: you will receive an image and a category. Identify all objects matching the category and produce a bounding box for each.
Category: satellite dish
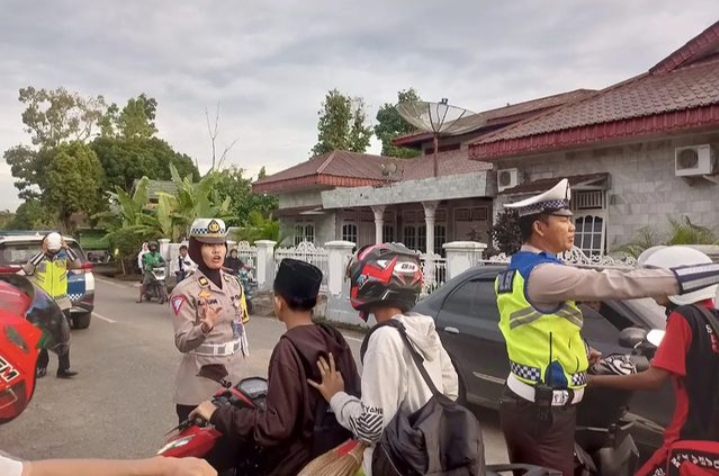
[381,161,398,176]
[395,99,486,177]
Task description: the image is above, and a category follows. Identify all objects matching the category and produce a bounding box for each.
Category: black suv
[412,265,672,457]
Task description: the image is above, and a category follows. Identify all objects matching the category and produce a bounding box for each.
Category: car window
[579,304,621,343]
[0,240,87,265]
[442,279,500,322]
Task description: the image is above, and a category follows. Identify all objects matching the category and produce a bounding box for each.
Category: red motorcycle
[158,376,269,475]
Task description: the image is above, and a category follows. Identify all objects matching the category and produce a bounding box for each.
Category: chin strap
[672,262,719,294]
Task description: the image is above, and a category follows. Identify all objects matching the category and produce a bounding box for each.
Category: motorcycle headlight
[157,435,195,455]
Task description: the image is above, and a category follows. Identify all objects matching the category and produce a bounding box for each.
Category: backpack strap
[691,304,719,337]
[361,319,441,397]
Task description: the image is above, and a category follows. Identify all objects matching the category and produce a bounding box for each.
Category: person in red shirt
[589,246,719,476]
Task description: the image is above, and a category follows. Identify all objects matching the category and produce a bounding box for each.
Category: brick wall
[492,132,719,249]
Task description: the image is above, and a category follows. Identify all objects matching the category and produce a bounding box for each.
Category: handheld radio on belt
[535,332,554,423]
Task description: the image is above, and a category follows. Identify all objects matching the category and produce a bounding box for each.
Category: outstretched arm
[22,456,216,476]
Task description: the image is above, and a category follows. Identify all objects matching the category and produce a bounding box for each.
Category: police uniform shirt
[522,244,680,310]
[169,268,249,406]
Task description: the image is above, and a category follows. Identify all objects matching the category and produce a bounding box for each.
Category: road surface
[1,277,509,464]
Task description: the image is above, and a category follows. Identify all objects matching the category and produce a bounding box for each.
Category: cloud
[0,0,718,211]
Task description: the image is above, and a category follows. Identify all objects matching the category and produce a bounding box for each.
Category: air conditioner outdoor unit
[675,144,716,177]
[497,168,523,192]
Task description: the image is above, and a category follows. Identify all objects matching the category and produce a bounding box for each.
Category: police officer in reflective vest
[22,231,81,379]
[169,218,250,424]
[495,178,719,475]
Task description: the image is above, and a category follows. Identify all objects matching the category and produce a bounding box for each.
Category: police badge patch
[171,296,186,315]
[208,220,221,233]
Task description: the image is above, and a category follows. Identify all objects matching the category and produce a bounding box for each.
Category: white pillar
[255,240,277,291]
[443,241,488,280]
[371,205,386,245]
[325,240,356,296]
[158,238,171,261]
[226,240,237,250]
[422,201,439,255]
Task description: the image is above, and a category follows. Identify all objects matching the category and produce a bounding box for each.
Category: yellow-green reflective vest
[495,251,588,390]
[32,256,71,300]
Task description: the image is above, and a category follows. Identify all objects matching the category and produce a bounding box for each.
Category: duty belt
[192,338,242,357]
[507,374,584,406]
[510,361,587,387]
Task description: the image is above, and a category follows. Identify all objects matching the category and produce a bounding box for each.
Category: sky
[1,0,718,212]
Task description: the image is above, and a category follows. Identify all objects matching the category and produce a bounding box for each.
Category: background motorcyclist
[22,231,80,379]
[223,248,243,274]
[0,276,216,476]
[176,244,196,282]
[137,241,164,303]
[589,246,719,476]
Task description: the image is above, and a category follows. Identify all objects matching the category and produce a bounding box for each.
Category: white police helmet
[45,232,63,253]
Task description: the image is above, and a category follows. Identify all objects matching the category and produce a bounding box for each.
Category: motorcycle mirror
[618,327,648,349]
[646,329,665,347]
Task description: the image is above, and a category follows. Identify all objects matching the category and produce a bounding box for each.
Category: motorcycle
[572,327,664,476]
[144,266,168,304]
[158,376,268,475]
[158,375,559,476]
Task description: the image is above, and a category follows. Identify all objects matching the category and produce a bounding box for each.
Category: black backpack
[360,319,485,476]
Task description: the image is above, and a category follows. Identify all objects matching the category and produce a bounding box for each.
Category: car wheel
[72,312,92,330]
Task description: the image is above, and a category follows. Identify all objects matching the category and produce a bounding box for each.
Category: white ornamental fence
[232,241,258,270]
[244,240,640,301]
[274,241,330,291]
[419,252,447,296]
[483,246,638,270]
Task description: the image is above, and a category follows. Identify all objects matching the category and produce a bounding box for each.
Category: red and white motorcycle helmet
[0,275,70,424]
[347,243,424,321]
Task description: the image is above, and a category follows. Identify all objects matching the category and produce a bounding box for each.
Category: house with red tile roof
[253,89,589,254]
[253,19,719,256]
[469,19,719,254]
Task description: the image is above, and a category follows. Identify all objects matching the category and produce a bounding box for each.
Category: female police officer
[170,218,250,424]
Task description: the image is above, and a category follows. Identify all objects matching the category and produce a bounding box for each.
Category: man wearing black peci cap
[191,258,361,476]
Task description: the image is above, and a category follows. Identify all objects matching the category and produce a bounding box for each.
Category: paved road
[1,278,509,464]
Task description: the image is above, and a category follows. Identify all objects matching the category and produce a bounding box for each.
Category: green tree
[374,88,422,158]
[9,199,58,230]
[311,89,372,156]
[43,142,104,229]
[90,136,199,192]
[488,209,521,255]
[101,94,158,139]
[4,145,40,199]
[212,167,278,227]
[230,211,289,245]
[94,177,152,274]
[18,86,107,147]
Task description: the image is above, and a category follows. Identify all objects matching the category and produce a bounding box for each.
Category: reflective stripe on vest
[31,258,70,301]
[495,253,589,390]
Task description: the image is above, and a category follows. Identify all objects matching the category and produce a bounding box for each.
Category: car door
[436,277,508,407]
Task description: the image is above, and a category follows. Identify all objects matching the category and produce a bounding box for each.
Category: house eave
[469,105,719,161]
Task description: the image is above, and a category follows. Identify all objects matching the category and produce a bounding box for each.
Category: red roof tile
[476,57,719,144]
[392,89,596,146]
[401,149,492,180]
[252,150,399,193]
[470,22,719,160]
[651,20,719,75]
